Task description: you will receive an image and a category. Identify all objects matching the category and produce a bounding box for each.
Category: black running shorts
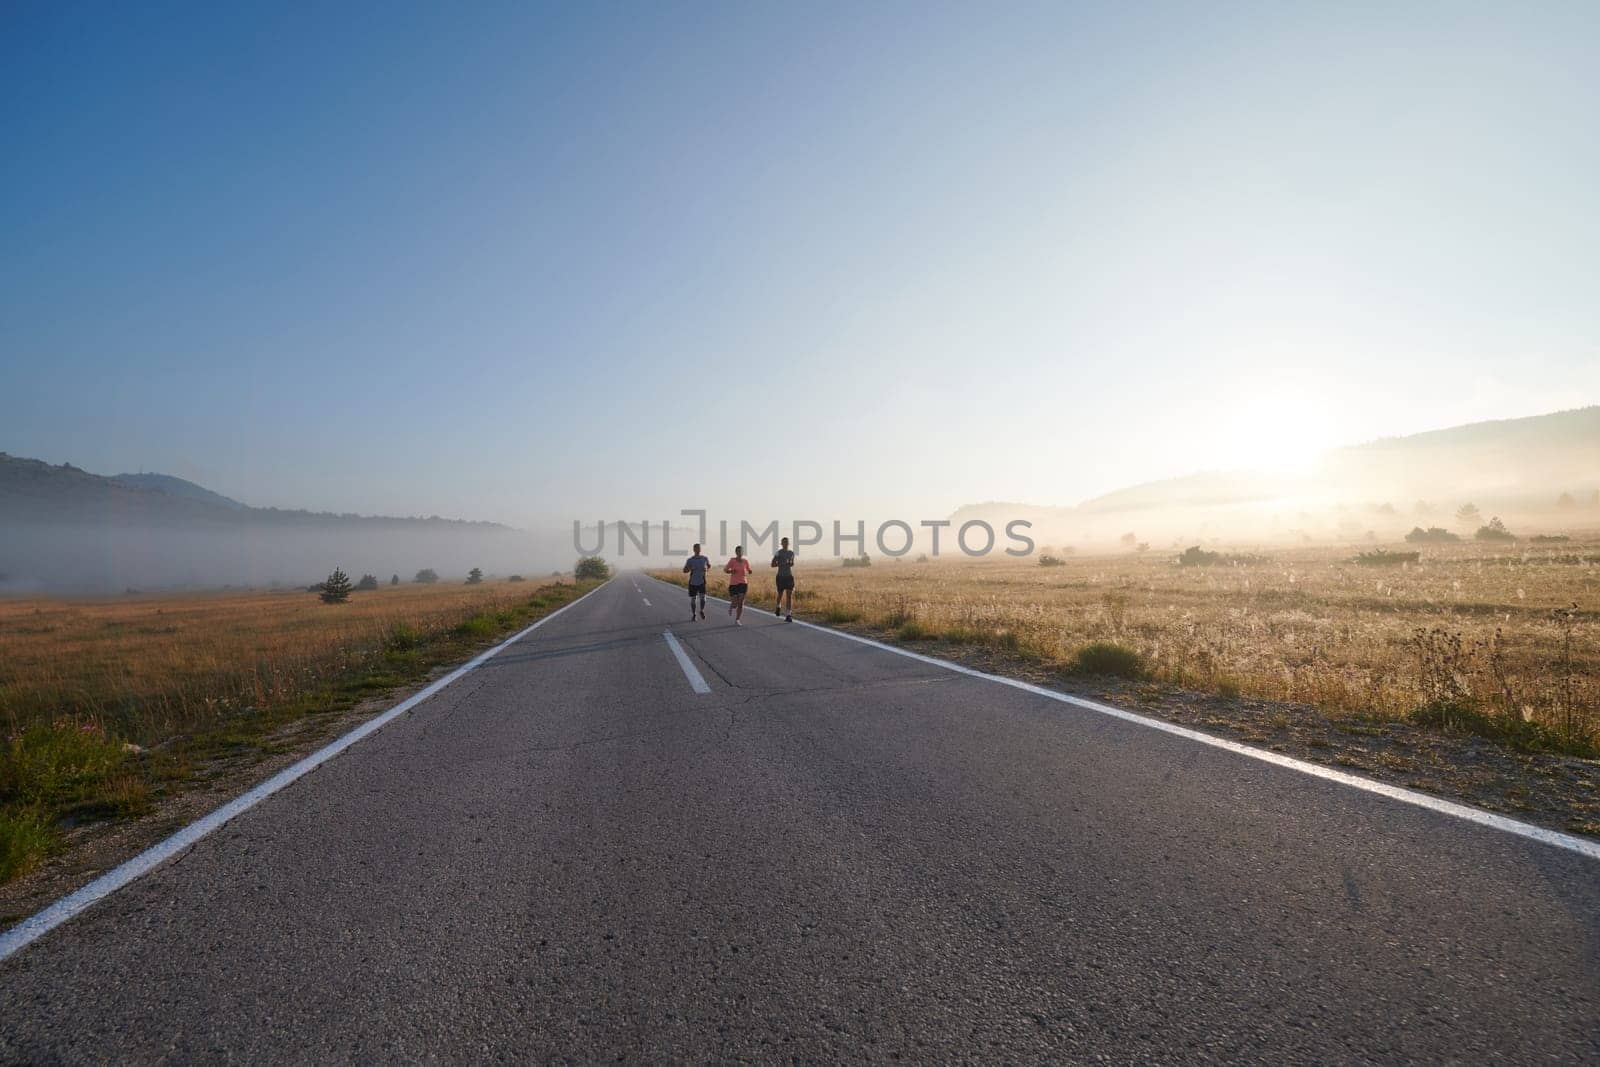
[728,583,748,597]
[688,582,706,597]
[776,575,795,591]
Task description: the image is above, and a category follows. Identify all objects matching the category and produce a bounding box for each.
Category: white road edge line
[0,579,613,964]
[640,574,1600,863]
[662,630,712,694]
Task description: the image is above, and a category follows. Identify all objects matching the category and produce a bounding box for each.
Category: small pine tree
[466,567,484,585]
[391,574,400,586]
[1455,503,1481,527]
[355,573,380,591]
[320,568,353,604]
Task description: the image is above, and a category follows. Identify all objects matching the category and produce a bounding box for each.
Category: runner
[682,543,710,620]
[724,546,752,625]
[770,536,796,621]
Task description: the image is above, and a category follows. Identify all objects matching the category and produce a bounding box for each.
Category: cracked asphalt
[2,574,1598,1063]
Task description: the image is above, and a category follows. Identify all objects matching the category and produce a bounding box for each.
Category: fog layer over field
[0,521,571,595]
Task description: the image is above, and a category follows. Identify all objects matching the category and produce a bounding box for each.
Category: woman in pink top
[724,546,753,625]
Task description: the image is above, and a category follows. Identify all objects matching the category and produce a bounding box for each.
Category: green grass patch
[1411,698,1598,758]
[0,808,57,884]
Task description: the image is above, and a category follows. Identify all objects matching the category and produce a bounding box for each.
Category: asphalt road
[3,573,1597,1063]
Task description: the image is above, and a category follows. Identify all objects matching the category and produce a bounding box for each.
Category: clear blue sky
[4,1,1597,526]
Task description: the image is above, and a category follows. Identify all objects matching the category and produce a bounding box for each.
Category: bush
[841,554,872,568]
[1404,526,1460,543]
[1068,642,1145,679]
[1038,554,1067,567]
[1353,549,1419,566]
[574,557,611,580]
[1530,535,1570,544]
[466,567,484,585]
[507,574,526,582]
[1475,517,1515,542]
[320,568,353,604]
[354,573,380,591]
[390,574,400,586]
[414,569,439,584]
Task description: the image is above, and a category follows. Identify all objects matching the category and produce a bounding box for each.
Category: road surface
[3,574,1597,1062]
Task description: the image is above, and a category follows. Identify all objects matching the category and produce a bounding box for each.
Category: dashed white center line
[642,597,651,606]
[662,630,711,694]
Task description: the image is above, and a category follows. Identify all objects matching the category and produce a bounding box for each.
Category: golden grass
[654,540,1599,752]
[0,579,568,742]
[1,576,595,884]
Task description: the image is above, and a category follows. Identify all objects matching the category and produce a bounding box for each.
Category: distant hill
[1320,406,1599,503]
[0,453,550,593]
[0,453,512,531]
[110,472,246,510]
[950,407,1600,545]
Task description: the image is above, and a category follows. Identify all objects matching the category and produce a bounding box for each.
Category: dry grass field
[0,576,595,884]
[654,539,1599,756]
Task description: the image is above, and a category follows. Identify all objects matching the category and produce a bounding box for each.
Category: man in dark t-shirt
[770,536,796,622]
[683,543,710,620]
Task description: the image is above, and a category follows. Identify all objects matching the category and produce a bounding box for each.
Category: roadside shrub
[1353,549,1419,566]
[1068,641,1144,679]
[821,605,862,624]
[898,620,936,640]
[1412,698,1494,736]
[574,557,611,580]
[882,596,915,628]
[0,808,56,884]
[1405,527,1460,543]
[320,568,353,604]
[1,721,128,809]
